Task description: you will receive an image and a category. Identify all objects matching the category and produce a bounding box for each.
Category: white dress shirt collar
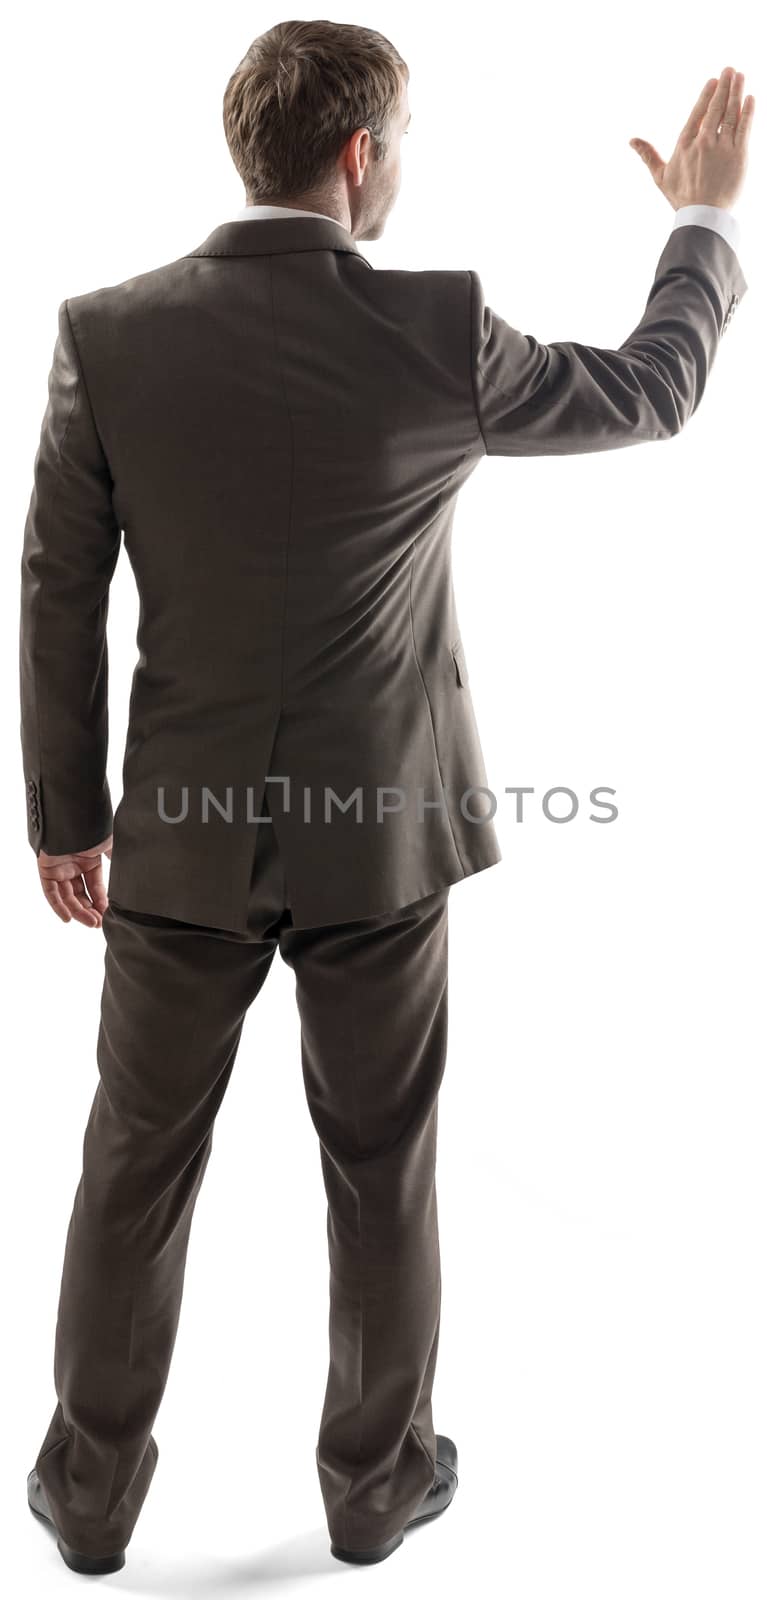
[230,204,342,225]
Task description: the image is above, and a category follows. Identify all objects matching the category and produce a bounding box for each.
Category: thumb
[629,138,665,186]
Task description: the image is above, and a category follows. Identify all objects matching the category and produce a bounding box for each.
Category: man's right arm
[469,220,747,457]
[470,67,753,458]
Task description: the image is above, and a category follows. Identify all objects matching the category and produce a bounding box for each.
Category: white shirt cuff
[672,204,740,255]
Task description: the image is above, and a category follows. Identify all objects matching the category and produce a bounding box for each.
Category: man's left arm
[20,297,122,925]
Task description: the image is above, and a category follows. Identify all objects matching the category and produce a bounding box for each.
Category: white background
[3,3,764,1596]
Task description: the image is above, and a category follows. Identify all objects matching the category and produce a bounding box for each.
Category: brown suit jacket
[19,215,747,929]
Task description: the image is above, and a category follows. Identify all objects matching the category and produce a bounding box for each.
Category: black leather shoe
[330,1433,458,1565]
[27,1469,126,1575]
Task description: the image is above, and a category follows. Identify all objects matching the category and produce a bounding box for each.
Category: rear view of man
[21,20,752,1572]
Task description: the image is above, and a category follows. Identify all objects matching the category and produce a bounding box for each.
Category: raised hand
[630,68,754,210]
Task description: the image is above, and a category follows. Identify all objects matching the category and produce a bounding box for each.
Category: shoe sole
[28,1499,126,1574]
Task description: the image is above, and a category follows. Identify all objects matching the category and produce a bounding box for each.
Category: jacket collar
[185,215,373,268]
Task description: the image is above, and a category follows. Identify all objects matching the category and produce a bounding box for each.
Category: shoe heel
[330,1530,404,1564]
[57,1539,126,1575]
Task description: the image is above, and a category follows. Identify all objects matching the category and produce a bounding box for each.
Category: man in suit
[21,20,753,1573]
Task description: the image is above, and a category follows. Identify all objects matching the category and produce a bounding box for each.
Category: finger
[72,876,104,926]
[701,68,734,133]
[82,860,109,915]
[735,94,756,146]
[67,877,102,927]
[40,877,72,923]
[629,138,665,184]
[59,877,101,927]
[720,70,743,136]
[680,77,718,142]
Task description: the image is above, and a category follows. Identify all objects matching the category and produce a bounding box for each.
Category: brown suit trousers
[33,808,449,1557]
